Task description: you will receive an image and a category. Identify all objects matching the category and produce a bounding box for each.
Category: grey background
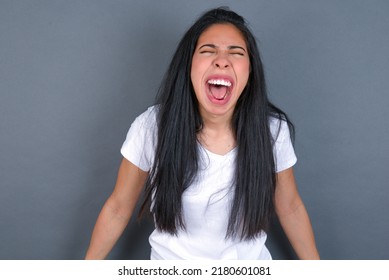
[1,0,388,260]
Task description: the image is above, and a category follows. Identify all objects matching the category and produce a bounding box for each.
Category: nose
[213,53,230,69]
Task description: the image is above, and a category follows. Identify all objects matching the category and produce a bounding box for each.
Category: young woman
[85,7,319,260]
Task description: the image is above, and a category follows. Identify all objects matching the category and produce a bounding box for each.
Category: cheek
[239,62,251,84]
[190,60,204,88]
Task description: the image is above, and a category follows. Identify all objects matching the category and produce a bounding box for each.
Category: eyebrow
[199,44,247,52]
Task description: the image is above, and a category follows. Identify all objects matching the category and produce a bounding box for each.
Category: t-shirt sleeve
[273,120,297,173]
[120,107,157,172]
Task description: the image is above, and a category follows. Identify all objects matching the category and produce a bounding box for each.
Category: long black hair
[139,7,294,240]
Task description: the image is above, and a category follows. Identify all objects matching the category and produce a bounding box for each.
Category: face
[191,23,250,120]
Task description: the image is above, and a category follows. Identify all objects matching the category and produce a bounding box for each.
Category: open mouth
[207,79,232,100]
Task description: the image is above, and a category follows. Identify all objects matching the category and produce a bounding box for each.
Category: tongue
[209,85,228,100]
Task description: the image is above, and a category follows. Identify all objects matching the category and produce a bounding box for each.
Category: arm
[85,158,148,259]
[274,167,320,259]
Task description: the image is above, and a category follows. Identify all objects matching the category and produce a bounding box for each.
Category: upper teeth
[208,79,231,87]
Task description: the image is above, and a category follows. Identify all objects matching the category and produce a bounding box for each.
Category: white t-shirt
[121,106,297,259]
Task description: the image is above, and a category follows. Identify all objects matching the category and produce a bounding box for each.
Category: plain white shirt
[121,106,297,259]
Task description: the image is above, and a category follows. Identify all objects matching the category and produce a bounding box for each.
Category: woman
[85,7,319,260]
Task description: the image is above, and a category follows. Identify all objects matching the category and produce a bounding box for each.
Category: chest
[181,147,237,232]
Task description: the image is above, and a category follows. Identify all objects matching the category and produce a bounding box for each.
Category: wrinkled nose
[213,54,230,69]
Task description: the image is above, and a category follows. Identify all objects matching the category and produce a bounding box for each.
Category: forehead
[197,23,247,48]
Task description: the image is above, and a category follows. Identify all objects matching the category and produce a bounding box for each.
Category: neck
[198,111,236,155]
[199,107,234,132]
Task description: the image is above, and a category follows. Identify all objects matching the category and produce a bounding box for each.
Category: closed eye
[199,50,215,54]
[198,44,216,55]
[229,46,246,56]
[197,44,247,56]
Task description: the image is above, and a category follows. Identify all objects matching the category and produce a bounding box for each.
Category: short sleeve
[120,107,157,172]
[271,119,297,173]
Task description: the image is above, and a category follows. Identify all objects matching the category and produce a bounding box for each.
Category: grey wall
[1,0,388,260]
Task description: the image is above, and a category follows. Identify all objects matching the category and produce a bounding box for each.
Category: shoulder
[123,105,159,147]
[134,105,158,127]
[121,106,159,171]
[127,105,160,136]
[268,116,297,172]
[269,117,291,143]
